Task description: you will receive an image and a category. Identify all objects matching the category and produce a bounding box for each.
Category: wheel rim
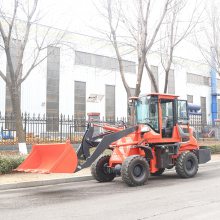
[102,163,109,174]
[186,159,194,171]
[133,164,144,177]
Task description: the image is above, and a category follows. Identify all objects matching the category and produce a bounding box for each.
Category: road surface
[1,161,220,220]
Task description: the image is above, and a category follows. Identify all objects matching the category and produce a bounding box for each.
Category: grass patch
[0,155,25,175]
[208,145,220,154]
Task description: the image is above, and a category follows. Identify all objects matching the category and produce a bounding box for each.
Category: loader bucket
[15,142,78,174]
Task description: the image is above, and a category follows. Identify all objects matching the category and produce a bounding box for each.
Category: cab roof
[143,93,179,100]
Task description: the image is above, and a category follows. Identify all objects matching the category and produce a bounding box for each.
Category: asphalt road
[1,161,220,220]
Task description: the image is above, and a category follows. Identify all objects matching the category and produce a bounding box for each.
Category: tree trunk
[9,83,26,143]
[130,104,136,125]
[163,70,169,93]
[145,62,159,93]
[128,103,136,126]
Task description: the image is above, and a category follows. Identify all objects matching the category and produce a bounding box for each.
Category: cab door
[161,99,175,138]
[176,100,189,124]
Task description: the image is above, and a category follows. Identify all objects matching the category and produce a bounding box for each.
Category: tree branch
[0,20,7,46]
[146,0,170,52]
[107,0,131,97]
[144,60,158,93]
[0,69,7,82]
[8,0,18,42]
[20,54,47,84]
[15,0,38,78]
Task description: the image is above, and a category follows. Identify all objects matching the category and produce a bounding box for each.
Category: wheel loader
[16,93,211,186]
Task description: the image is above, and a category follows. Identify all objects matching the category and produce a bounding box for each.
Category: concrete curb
[0,175,93,191]
[1,156,219,191]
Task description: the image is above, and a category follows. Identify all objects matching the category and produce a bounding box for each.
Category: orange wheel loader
[16,94,211,186]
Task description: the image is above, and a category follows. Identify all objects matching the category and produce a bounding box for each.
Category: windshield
[135,96,159,132]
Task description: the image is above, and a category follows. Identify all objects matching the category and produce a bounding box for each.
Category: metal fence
[189,114,215,139]
[1,112,219,146]
[0,113,127,146]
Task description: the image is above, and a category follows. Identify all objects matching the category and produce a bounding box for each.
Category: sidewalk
[1,154,220,191]
[0,168,92,190]
[210,154,220,161]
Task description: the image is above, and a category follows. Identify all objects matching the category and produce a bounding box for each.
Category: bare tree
[157,0,202,93]
[103,0,171,123]
[195,3,220,76]
[0,0,64,144]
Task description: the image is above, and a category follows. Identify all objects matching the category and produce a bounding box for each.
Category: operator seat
[162,116,173,138]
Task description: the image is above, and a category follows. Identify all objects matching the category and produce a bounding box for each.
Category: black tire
[121,155,149,187]
[91,155,116,182]
[175,151,198,178]
[151,168,165,176]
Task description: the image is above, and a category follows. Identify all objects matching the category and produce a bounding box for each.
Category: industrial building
[0,25,219,125]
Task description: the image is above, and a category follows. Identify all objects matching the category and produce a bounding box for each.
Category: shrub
[0,155,25,174]
[209,145,220,154]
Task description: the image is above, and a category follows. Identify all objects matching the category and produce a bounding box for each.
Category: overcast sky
[1,0,220,35]
[1,0,220,62]
[37,0,220,34]
[38,0,103,35]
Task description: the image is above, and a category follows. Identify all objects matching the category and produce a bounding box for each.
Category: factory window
[46,46,60,131]
[75,51,136,73]
[150,66,159,93]
[5,39,22,129]
[105,85,115,121]
[168,69,175,94]
[200,96,207,125]
[187,95,193,103]
[187,73,210,86]
[74,81,86,119]
[5,39,21,115]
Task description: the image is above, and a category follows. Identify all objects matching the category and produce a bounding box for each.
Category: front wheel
[121,155,149,187]
[175,151,198,178]
[91,155,116,182]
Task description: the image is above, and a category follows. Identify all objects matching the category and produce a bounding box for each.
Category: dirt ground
[0,168,90,185]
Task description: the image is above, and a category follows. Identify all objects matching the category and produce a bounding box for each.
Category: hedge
[208,145,220,154]
[0,155,25,175]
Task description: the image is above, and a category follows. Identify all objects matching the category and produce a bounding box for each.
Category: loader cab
[134,94,189,138]
[135,95,159,133]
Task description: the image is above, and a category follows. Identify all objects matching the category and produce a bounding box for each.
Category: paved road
[1,161,220,220]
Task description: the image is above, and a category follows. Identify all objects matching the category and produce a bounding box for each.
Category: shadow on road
[0,166,218,211]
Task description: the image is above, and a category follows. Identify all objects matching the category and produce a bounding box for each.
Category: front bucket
[15,142,78,173]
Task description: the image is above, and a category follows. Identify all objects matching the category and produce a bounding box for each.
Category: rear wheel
[91,155,115,182]
[175,151,198,178]
[121,155,149,187]
[151,168,165,176]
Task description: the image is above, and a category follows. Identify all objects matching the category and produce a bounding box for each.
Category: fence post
[24,113,27,137]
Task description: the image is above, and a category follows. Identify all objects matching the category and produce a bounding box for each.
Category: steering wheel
[144,118,156,130]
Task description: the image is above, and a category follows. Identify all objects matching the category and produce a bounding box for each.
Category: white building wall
[0,28,213,122]
[21,61,47,114]
[184,60,211,123]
